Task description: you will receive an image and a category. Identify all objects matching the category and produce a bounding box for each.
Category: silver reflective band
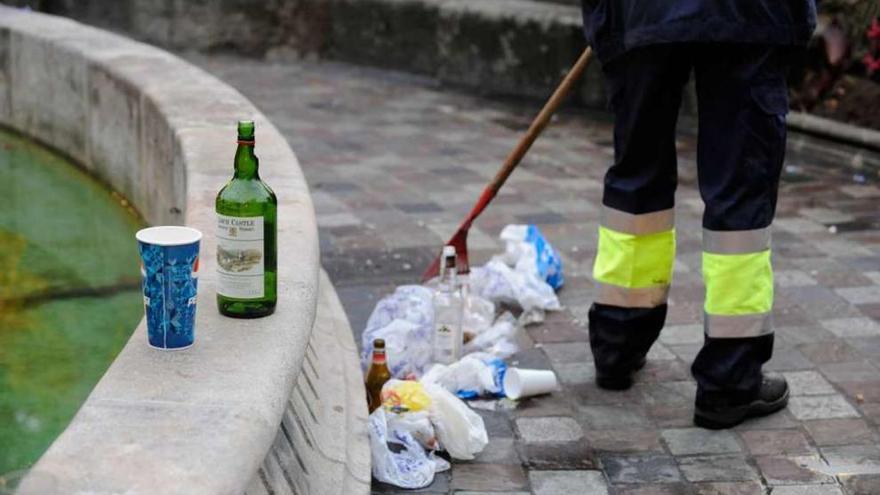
[596,282,670,308]
[704,312,773,338]
[601,206,675,235]
[703,226,772,255]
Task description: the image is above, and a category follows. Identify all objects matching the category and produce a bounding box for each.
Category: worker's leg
[589,45,691,389]
[691,44,789,414]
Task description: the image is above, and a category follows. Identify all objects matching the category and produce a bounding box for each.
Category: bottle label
[216,214,264,298]
[434,324,456,363]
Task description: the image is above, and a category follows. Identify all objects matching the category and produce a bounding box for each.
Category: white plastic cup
[503,368,559,400]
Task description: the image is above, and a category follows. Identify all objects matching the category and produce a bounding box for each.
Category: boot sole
[694,387,790,430]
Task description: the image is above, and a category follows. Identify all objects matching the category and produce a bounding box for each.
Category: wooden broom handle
[487,46,593,197]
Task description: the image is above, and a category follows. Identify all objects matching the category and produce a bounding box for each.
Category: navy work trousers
[589,43,791,405]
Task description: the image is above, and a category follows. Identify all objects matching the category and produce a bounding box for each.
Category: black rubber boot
[694,375,789,429]
[596,356,647,391]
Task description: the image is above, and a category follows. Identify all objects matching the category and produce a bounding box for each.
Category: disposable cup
[136,226,202,350]
[503,368,558,400]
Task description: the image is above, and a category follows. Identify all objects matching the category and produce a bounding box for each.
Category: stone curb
[0,6,366,494]
[787,111,880,153]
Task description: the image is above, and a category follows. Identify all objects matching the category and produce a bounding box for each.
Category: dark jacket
[582,0,817,62]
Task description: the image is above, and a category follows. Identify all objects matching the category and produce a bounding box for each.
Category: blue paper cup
[136,226,202,350]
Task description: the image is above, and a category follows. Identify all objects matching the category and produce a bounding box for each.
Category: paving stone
[584,429,663,453]
[692,481,765,495]
[798,341,863,364]
[804,419,878,446]
[821,317,880,338]
[678,455,759,483]
[739,429,813,455]
[789,395,860,420]
[516,416,584,443]
[552,361,595,385]
[601,454,682,484]
[578,405,653,429]
[819,361,880,384]
[659,324,704,345]
[765,347,815,371]
[615,484,690,495]
[451,464,528,492]
[783,370,837,395]
[769,485,844,495]
[518,441,598,470]
[836,286,880,305]
[541,342,591,363]
[661,428,742,456]
[821,445,880,475]
[838,473,880,495]
[474,409,515,438]
[756,455,836,485]
[466,437,520,465]
[777,269,819,287]
[529,470,609,495]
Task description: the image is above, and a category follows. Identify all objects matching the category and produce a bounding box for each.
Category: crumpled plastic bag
[370,408,445,489]
[422,383,488,460]
[500,224,564,290]
[463,312,519,358]
[362,286,435,378]
[470,258,561,313]
[421,354,507,400]
[381,379,432,413]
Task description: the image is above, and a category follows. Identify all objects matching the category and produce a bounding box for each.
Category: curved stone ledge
[0,7,367,494]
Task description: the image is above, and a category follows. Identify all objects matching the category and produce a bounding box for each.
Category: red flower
[868,18,880,40]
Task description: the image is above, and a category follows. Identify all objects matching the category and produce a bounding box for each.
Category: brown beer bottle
[365,339,392,413]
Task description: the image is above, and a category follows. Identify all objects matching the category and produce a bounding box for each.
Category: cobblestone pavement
[193,54,880,495]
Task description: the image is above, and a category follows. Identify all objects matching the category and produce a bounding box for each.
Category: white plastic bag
[470,258,560,312]
[500,224,564,290]
[387,410,438,450]
[362,286,435,378]
[423,383,488,460]
[463,312,519,358]
[369,408,437,489]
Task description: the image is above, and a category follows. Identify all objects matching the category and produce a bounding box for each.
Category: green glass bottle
[215,120,277,318]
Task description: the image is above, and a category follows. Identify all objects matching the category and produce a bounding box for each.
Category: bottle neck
[440,266,457,287]
[234,140,259,179]
[371,349,386,365]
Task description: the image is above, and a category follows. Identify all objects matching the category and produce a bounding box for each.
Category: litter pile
[362,224,566,489]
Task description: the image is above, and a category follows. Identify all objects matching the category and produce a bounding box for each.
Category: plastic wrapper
[422,383,488,460]
[500,224,564,290]
[381,379,432,413]
[361,285,435,378]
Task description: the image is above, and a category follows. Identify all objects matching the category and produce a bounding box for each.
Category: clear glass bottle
[215,120,277,318]
[432,246,464,364]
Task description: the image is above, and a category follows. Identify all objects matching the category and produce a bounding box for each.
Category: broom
[421,46,594,281]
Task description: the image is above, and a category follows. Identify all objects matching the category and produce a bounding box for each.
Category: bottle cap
[442,245,456,265]
[373,338,385,349]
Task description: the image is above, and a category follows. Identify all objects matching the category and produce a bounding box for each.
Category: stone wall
[11,0,608,107]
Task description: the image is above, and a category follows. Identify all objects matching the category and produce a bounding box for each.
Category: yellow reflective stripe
[704,312,773,338]
[593,226,675,289]
[704,227,771,254]
[703,250,773,315]
[601,206,675,235]
[595,282,670,308]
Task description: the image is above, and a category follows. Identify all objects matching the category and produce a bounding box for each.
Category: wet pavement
[192,54,880,495]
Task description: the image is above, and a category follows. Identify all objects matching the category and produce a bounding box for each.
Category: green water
[0,129,144,483]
